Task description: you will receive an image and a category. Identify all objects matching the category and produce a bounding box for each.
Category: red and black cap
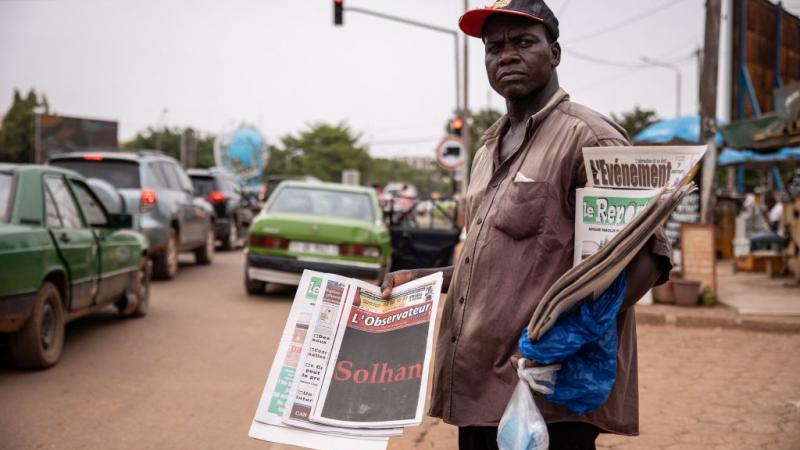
[459,0,559,40]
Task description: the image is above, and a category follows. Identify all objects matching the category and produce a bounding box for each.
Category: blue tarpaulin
[633,115,724,146]
[717,147,800,166]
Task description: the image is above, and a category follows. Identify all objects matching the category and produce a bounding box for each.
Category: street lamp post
[642,57,682,117]
[155,107,169,151]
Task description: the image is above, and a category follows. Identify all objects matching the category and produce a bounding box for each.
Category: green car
[0,165,150,369]
[245,181,391,294]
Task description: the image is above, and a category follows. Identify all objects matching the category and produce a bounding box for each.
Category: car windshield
[190,176,216,196]
[51,159,140,189]
[0,173,13,223]
[269,186,374,222]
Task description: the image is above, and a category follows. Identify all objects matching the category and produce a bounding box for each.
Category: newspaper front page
[583,145,706,191]
[282,275,402,437]
[311,273,443,429]
[574,187,659,265]
[249,271,390,450]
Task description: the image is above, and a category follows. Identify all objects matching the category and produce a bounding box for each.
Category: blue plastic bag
[519,271,627,414]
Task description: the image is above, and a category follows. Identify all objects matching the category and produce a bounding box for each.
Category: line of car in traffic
[1,151,461,370]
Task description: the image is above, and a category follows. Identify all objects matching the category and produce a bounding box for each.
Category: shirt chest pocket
[492,181,550,240]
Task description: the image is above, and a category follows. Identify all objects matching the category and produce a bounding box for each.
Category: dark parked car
[188,168,254,250]
[0,165,149,369]
[49,151,215,280]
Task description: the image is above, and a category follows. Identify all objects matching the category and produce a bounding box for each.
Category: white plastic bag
[497,359,560,450]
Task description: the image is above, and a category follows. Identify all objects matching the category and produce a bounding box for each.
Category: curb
[635,306,800,334]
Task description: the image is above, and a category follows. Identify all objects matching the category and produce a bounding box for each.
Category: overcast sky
[2,0,799,158]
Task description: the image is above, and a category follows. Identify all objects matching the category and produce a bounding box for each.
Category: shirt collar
[483,88,570,167]
[482,87,570,143]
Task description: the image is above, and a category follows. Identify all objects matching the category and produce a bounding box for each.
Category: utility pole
[699,0,722,224]
[461,0,470,205]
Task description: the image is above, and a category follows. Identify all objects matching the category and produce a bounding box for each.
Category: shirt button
[491,182,498,188]
[465,257,470,264]
[450,336,457,343]
[476,218,483,225]
[459,296,465,304]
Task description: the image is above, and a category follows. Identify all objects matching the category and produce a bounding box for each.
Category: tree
[611,106,660,139]
[0,89,49,163]
[269,123,371,182]
[122,127,216,168]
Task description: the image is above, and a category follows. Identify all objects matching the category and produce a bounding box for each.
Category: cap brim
[458,8,545,38]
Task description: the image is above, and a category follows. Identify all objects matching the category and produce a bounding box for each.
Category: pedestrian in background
[382,1,673,449]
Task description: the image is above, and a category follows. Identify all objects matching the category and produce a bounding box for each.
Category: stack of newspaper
[528,145,707,340]
[249,270,443,450]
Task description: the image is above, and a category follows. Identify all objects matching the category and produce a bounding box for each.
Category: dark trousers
[458,422,600,450]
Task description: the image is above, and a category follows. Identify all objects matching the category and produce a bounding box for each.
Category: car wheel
[221,221,238,251]
[245,265,266,295]
[195,227,215,265]
[9,281,65,369]
[153,228,179,280]
[118,258,151,318]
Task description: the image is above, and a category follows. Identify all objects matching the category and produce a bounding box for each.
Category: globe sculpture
[213,126,268,188]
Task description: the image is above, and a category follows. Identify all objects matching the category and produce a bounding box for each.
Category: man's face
[483,15,560,100]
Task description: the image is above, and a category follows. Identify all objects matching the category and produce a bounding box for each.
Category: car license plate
[288,241,339,256]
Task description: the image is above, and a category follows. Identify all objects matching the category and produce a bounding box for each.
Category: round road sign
[435,136,466,170]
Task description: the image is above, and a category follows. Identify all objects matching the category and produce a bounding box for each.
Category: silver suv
[49,151,215,280]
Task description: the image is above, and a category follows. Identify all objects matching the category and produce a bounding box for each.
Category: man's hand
[380,270,420,299]
[380,266,455,299]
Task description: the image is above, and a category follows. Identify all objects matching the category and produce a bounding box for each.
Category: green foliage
[122,127,216,168]
[610,106,660,139]
[0,89,49,163]
[264,122,450,197]
[271,123,370,182]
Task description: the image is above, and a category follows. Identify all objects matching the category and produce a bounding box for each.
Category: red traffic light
[334,0,344,25]
[450,117,464,136]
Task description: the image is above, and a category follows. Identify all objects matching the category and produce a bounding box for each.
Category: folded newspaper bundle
[527,145,707,340]
[249,270,443,450]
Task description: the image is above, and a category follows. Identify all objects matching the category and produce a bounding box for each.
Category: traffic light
[334,0,344,26]
[450,116,464,137]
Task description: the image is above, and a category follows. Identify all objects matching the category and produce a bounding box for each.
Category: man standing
[381,1,672,449]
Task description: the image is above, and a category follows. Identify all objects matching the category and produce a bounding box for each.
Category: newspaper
[527,145,708,341]
[250,270,443,448]
[574,187,659,265]
[249,271,391,450]
[282,275,403,437]
[311,273,443,428]
[583,145,706,190]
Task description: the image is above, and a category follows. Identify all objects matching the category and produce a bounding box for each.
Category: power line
[562,47,649,68]
[564,0,693,44]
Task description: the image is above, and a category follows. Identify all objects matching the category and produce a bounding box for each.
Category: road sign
[435,136,466,170]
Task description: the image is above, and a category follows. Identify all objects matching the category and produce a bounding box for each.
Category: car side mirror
[108,213,133,229]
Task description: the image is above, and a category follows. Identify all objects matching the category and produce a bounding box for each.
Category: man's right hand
[380,270,419,299]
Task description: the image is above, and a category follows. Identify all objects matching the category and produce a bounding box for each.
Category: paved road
[2,251,799,450]
[392,324,800,450]
[0,250,286,450]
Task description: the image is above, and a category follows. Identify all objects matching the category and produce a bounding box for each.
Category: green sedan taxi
[0,165,150,369]
[245,181,390,294]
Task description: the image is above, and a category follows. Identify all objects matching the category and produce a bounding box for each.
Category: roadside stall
[716,147,800,276]
[633,116,724,305]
